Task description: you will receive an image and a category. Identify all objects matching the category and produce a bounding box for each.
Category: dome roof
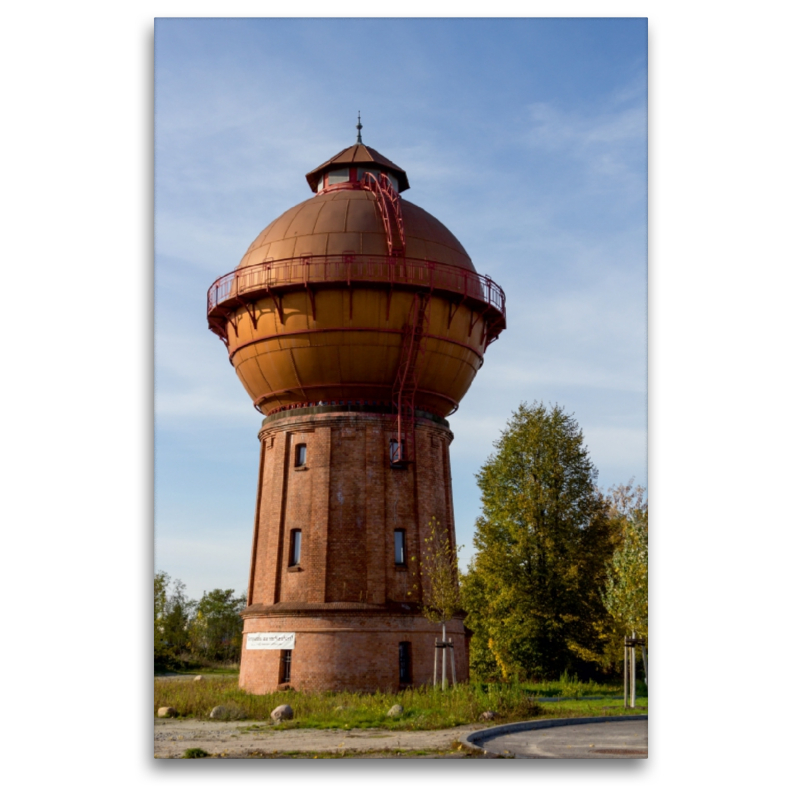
[238,189,476,272]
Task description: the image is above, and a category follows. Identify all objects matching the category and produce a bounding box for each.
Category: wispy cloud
[520,84,646,194]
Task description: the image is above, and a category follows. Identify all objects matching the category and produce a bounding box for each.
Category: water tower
[207,126,506,693]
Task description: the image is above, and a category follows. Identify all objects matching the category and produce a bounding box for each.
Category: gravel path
[154,719,491,759]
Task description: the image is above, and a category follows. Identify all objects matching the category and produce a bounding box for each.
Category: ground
[154,719,499,759]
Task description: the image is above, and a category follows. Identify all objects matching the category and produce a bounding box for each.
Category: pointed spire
[356,111,363,145]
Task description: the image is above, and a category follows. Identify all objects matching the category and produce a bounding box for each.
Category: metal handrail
[207,254,506,320]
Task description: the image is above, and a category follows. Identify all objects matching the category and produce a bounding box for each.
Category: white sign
[246,632,296,650]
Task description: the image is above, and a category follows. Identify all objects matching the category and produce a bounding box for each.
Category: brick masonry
[238,406,469,694]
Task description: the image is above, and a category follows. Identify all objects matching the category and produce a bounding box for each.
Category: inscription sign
[246,632,296,650]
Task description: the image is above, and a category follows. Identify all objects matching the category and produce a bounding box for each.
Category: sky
[154,17,648,600]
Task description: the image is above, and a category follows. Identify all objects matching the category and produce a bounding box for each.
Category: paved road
[475,718,647,759]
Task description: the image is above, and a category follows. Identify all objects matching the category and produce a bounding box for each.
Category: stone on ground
[271,704,294,722]
[157,706,178,718]
[387,704,404,717]
[480,710,499,721]
[210,704,247,721]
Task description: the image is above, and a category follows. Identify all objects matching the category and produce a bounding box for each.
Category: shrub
[182,748,209,759]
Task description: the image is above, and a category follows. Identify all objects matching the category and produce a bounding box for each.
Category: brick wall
[239,407,468,694]
[240,612,469,694]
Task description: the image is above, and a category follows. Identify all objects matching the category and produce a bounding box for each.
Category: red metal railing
[362,172,406,255]
[207,254,506,321]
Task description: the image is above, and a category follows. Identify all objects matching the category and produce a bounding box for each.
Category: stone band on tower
[207,133,505,693]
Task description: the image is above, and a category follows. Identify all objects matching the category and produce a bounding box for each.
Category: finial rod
[356,111,363,144]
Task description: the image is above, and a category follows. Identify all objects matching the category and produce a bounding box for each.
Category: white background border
[3,1,797,793]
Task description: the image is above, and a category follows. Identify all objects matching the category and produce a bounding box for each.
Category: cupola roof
[305,144,410,193]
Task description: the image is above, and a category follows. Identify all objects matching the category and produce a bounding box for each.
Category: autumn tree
[417,517,463,684]
[602,482,648,638]
[462,402,616,680]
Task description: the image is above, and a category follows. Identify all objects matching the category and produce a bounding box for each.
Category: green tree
[154,571,196,669]
[190,589,246,663]
[602,482,648,638]
[154,571,169,664]
[462,402,616,680]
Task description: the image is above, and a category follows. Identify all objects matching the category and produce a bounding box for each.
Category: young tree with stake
[417,516,462,688]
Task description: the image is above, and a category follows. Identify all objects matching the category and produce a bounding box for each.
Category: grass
[155,664,240,677]
[155,676,647,730]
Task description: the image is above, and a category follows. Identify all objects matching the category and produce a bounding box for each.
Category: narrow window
[399,641,411,684]
[390,438,404,464]
[280,650,292,683]
[289,529,302,567]
[394,529,406,566]
[295,443,307,467]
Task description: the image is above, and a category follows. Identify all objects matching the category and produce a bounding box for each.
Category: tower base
[240,607,468,694]
[238,405,468,693]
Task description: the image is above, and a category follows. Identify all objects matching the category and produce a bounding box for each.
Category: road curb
[459,714,648,756]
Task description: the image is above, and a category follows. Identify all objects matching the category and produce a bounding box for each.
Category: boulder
[387,704,404,718]
[209,704,247,721]
[193,675,204,682]
[271,704,294,722]
[480,710,499,721]
[157,706,178,718]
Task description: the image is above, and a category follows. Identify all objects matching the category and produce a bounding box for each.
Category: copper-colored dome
[207,144,505,419]
[239,190,475,272]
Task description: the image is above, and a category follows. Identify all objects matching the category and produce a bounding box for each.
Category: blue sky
[155,17,647,599]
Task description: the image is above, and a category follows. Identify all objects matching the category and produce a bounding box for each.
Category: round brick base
[240,610,468,693]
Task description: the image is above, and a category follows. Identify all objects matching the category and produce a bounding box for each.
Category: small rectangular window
[399,641,411,683]
[327,168,350,185]
[394,529,406,566]
[289,529,302,567]
[390,439,404,465]
[280,650,292,683]
[295,443,307,467]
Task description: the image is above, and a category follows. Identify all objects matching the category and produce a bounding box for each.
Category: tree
[190,589,246,663]
[462,402,616,681]
[154,571,196,669]
[417,516,463,685]
[154,571,169,664]
[602,482,648,638]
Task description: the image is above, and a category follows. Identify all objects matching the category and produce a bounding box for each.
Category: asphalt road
[474,718,648,759]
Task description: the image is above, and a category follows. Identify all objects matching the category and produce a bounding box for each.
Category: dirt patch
[154,719,493,759]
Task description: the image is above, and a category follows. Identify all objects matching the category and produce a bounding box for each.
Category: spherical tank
[207,142,506,418]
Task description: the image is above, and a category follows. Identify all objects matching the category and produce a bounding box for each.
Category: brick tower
[207,131,506,693]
